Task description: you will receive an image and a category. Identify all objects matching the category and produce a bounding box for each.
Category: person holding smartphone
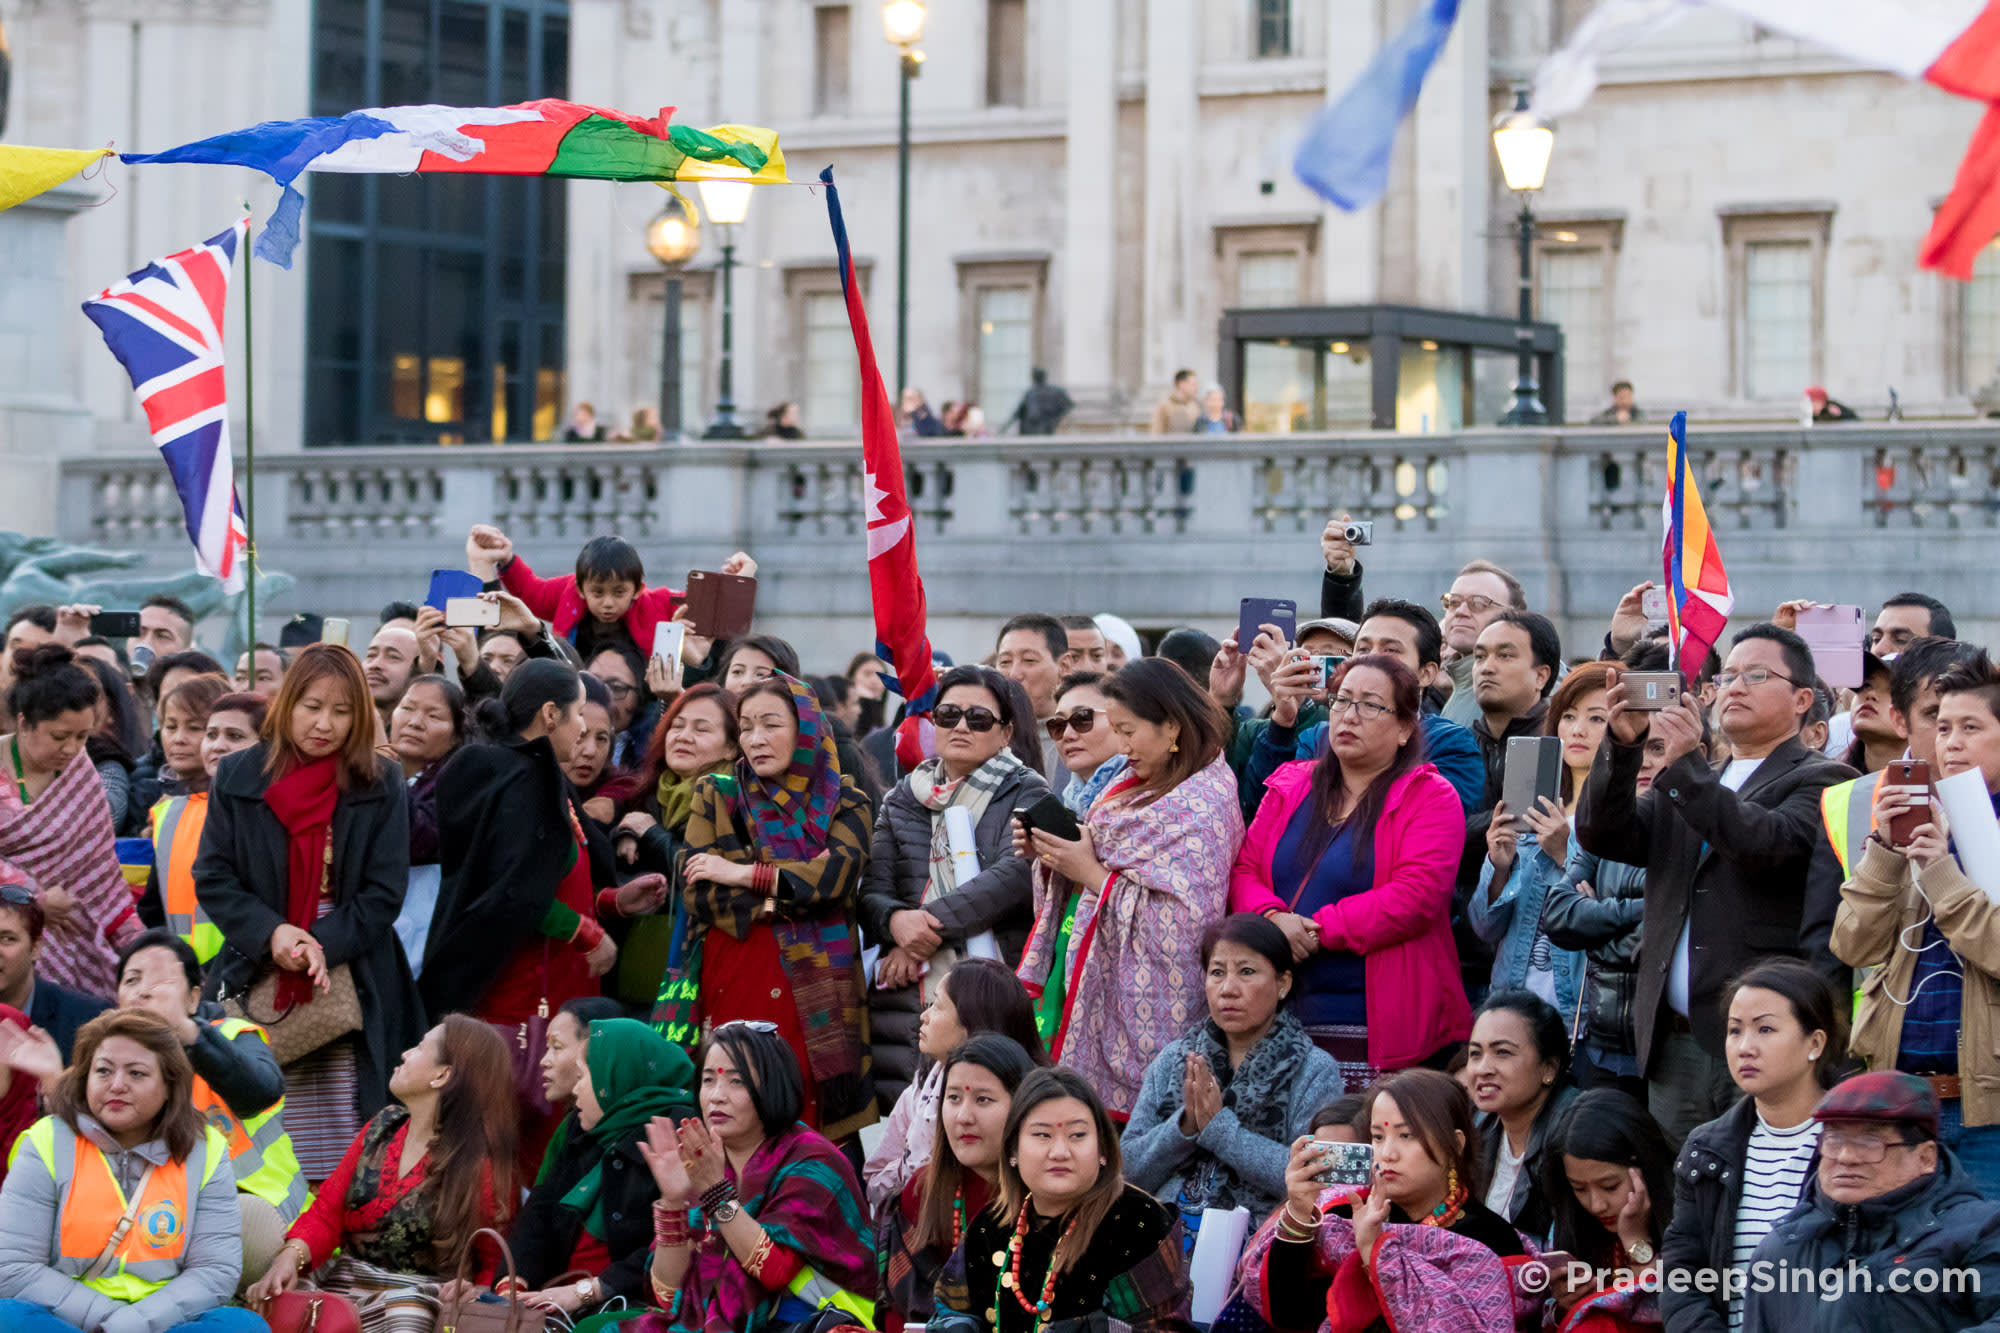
[1834,649,2000,1196]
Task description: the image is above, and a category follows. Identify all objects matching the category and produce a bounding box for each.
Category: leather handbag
[434,1227,551,1333]
[262,1290,364,1333]
[227,961,365,1066]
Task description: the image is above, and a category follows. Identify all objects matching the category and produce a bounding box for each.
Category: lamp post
[645,197,701,440]
[883,0,926,400]
[698,171,754,440]
[1492,85,1554,426]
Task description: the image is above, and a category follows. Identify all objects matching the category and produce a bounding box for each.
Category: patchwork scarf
[729,674,844,861]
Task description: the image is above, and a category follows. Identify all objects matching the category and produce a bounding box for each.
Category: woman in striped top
[1659,959,1847,1333]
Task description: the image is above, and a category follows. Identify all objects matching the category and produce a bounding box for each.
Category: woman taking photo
[1659,958,1843,1333]
[500,1017,696,1319]
[0,644,142,999]
[245,1016,518,1327]
[1123,914,1344,1229]
[877,1034,1038,1333]
[116,929,307,1285]
[0,1008,260,1333]
[193,642,426,1180]
[1228,655,1469,1087]
[862,665,1049,1108]
[1470,663,1612,1019]
[682,675,875,1138]
[1017,658,1243,1118]
[929,1064,1192,1333]
[1048,672,1127,817]
[1539,1089,1674,1333]
[1241,1067,1537,1333]
[385,674,466,973]
[138,676,237,963]
[1468,989,1577,1242]
[864,956,1049,1213]
[635,1021,877,1333]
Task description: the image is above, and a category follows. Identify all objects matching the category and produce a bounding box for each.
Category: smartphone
[1309,1139,1373,1188]
[653,620,688,689]
[1501,736,1563,822]
[1622,670,1681,711]
[1313,655,1346,691]
[1796,604,1866,689]
[426,568,486,613]
[321,617,350,648]
[444,596,500,629]
[1014,793,1082,843]
[87,611,142,639]
[1238,597,1298,654]
[683,570,757,640]
[1885,759,1933,847]
[1640,587,1670,624]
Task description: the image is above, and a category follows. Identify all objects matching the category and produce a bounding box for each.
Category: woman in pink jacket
[1229,654,1470,1090]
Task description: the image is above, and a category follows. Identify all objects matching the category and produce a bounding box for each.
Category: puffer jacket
[1540,842,1647,1060]
[1660,1095,1760,1333]
[857,761,1049,1108]
[1740,1147,2000,1330]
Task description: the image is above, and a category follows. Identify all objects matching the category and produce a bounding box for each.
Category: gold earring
[1446,1166,1459,1198]
[1170,742,1180,753]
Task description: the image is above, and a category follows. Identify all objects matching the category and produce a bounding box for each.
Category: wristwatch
[576,1277,601,1306]
[710,1197,742,1225]
[1626,1240,1654,1266]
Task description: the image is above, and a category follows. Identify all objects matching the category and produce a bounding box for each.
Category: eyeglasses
[713,1020,779,1035]
[601,680,637,700]
[933,704,1000,733]
[1440,593,1502,616]
[1045,706,1102,741]
[1821,1128,1921,1164]
[1327,694,1396,721]
[1714,667,1801,690]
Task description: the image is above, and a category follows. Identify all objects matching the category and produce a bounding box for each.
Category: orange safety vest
[153,793,221,964]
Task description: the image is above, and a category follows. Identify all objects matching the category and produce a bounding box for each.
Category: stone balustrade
[57,422,2000,666]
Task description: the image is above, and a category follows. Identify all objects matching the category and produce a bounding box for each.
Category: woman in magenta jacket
[1229,654,1470,1082]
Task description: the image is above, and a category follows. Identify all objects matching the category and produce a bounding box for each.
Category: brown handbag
[226,962,364,1066]
[434,1228,551,1333]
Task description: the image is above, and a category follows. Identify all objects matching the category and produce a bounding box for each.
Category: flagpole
[240,208,256,645]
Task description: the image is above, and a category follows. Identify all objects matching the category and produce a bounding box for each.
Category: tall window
[1538,246,1607,411]
[986,0,1026,107]
[977,286,1034,416]
[307,0,569,446]
[814,5,851,116]
[1965,242,2000,392]
[1743,240,1813,400]
[1238,251,1302,308]
[803,292,858,430]
[1256,0,1292,57]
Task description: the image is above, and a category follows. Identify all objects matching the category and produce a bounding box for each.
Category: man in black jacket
[1579,623,1856,1144]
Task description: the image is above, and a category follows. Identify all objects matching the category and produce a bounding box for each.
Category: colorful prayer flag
[1661,411,1734,674]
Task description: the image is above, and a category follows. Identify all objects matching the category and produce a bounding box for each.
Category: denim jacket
[1468,829,1585,1023]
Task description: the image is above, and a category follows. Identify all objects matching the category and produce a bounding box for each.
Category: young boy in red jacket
[464,523,755,663]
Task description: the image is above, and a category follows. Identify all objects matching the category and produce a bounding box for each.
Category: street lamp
[697,169,754,440]
[645,197,701,440]
[1493,85,1554,426]
[883,1,926,400]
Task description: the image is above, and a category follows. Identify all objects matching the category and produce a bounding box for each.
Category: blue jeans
[1940,1099,2000,1197]
[0,1299,270,1332]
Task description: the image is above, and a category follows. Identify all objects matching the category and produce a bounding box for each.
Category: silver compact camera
[1342,520,1374,545]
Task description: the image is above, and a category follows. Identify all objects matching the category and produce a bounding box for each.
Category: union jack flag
[82,221,250,591]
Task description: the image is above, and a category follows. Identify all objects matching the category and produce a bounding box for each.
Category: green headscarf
[558,1018,698,1239]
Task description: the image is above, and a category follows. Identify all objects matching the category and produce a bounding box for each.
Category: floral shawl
[1017,755,1243,1115]
[0,747,139,996]
[641,1123,876,1333]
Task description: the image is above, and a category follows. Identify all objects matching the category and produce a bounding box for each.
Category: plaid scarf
[730,674,844,861]
[906,749,1026,906]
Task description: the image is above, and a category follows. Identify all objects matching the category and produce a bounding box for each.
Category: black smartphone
[1238,597,1298,653]
[1015,793,1082,842]
[88,611,142,639]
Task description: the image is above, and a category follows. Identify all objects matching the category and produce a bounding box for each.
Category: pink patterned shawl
[1017,753,1243,1116]
[0,748,138,996]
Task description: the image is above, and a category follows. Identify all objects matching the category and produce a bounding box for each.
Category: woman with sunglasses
[860,666,1050,1112]
[1048,672,1128,817]
[1228,655,1470,1086]
[682,675,876,1140]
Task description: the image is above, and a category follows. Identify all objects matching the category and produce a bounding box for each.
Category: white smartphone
[321,617,350,648]
[444,596,501,629]
[653,620,688,688]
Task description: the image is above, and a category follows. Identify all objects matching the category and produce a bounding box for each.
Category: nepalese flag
[820,166,940,771]
[82,221,251,592]
[1660,411,1734,675]
[120,101,787,268]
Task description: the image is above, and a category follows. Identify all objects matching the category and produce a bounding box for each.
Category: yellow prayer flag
[0,146,113,212]
[674,124,789,187]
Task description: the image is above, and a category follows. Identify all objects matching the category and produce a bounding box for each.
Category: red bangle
[570,914,606,952]
[752,863,778,895]
[596,886,626,919]
[654,1202,691,1248]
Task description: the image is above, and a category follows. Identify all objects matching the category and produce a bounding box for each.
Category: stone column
[1142,0,1200,392]
[0,188,96,538]
[1412,0,1489,311]
[1062,0,1121,424]
[1319,0,1381,302]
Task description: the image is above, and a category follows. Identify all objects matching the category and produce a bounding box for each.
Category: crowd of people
[0,513,1994,1332]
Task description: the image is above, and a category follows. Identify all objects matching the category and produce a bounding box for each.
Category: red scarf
[264,753,341,1010]
[0,1003,36,1187]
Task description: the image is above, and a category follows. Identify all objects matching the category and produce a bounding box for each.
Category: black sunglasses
[933,703,1000,733]
[1044,707,1101,741]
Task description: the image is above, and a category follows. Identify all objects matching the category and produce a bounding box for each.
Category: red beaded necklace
[995,1202,1078,1331]
[1419,1184,1469,1229]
